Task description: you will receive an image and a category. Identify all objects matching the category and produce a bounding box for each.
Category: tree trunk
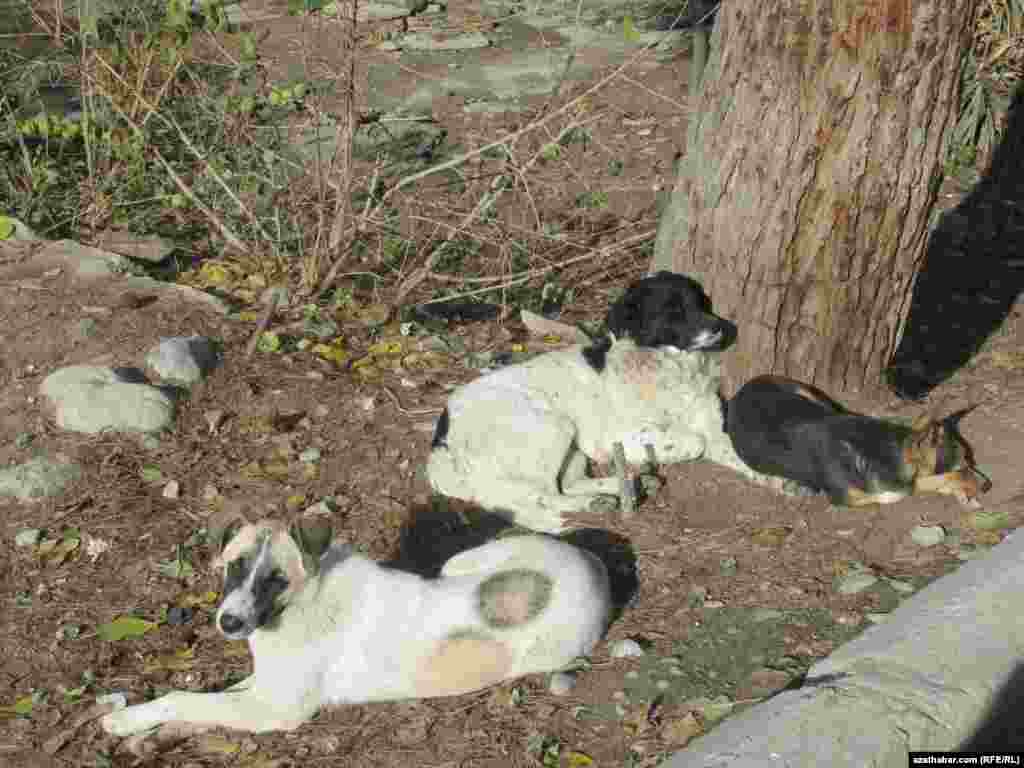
[653,0,980,396]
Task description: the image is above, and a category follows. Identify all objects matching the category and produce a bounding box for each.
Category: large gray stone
[665,530,1024,766]
[40,365,175,434]
[145,336,220,386]
[34,240,134,279]
[0,456,82,501]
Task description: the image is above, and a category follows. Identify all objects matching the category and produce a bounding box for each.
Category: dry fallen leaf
[662,712,703,746]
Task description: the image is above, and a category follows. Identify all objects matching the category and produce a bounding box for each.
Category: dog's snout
[219,613,245,636]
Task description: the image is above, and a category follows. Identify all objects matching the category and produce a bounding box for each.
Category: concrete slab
[666,529,1024,766]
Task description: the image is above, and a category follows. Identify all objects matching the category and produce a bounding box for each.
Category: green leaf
[622,15,640,42]
[0,217,14,240]
[97,616,158,642]
[239,31,258,62]
[257,331,282,353]
[0,696,35,716]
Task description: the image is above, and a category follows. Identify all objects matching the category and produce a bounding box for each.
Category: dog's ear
[207,511,247,559]
[289,517,334,575]
[605,293,636,340]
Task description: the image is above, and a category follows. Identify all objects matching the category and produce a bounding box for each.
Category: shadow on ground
[960,661,1024,750]
[887,83,1024,400]
[386,496,640,618]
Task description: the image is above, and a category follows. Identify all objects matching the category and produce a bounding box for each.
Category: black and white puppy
[102,512,611,736]
[428,271,769,533]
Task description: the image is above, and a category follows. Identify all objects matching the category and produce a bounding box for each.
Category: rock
[122,275,233,315]
[402,31,491,51]
[166,606,193,626]
[15,528,43,547]
[146,336,220,386]
[162,480,180,499]
[834,570,879,595]
[0,456,82,501]
[609,638,645,659]
[33,240,135,279]
[93,231,174,264]
[40,365,175,434]
[548,671,576,695]
[909,524,946,547]
[359,1,412,19]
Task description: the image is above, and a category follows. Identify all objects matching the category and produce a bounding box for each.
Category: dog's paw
[587,495,620,515]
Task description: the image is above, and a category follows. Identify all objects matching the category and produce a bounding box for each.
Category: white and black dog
[427,271,774,533]
[101,512,611,737]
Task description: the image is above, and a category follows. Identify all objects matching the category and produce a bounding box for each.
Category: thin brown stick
[421,228,657,290]
[87,54,273,250]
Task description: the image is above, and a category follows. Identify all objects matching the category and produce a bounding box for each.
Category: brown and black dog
[726,375,991,507]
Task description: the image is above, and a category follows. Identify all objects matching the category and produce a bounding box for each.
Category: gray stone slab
[665,530,1024,766]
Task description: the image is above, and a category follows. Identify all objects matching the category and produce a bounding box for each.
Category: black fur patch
[250,551,289,627]
[431,408,450,449]
[604,271,735,352]
[478,569,553,628]
[582,338,612,372]
[223,554,251,596]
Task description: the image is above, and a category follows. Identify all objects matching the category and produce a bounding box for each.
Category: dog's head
[208,513,334,640]
[904,408,992,505]
[606,271,736,352]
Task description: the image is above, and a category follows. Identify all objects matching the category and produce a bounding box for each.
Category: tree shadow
[886,82,1024,401]
[959,661,1024,750]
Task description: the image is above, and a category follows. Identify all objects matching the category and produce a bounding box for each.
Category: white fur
[429,337,764,533]
[101,535,611,736]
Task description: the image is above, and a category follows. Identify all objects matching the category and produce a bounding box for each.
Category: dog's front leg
[619,429,706,465]
[101,683,310,736]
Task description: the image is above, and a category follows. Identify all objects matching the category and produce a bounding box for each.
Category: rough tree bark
[652,0,980,396]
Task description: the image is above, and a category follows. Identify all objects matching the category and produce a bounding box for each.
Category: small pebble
[299,447,322,464]
[15,528,43,547]
[162,480,180,499]
[610,638,645,659]
[910,525,945,548]
[548,672,576,695]
[166,606,193,626]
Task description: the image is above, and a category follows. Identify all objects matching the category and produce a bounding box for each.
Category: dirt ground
[3,4,1024,768]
